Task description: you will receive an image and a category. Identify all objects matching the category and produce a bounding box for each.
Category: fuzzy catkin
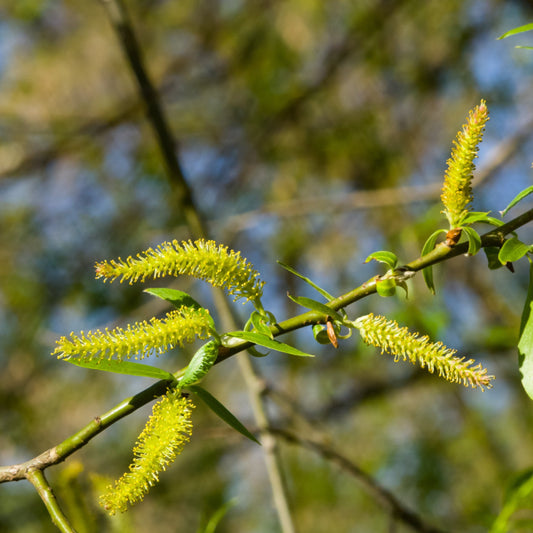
[354,313,494,390]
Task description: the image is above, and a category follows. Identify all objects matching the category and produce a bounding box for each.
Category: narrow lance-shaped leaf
[226,331,315,357]
[144,287,203,311]
[277,261,334,300]
[498,23,533,40]
[189,385,260,445]
[286,294,344,322]
[501,185,533,216]
[66,358,176,382]
[421,229,447,294]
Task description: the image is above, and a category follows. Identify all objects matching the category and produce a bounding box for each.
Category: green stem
[3,207,532,484]
[26,469,77,533]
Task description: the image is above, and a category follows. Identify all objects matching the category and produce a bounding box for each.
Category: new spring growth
[95,239,264,304]
[353,313,494,390]
[100,390,194,515]
[441,100,489,229]
[53,306,213,362]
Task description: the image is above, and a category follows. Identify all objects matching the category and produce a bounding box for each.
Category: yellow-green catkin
[354,313,494,390]
[441,100,489,228]
[95,239,264,304]
[52,306,213,362]
[100,390,194,515]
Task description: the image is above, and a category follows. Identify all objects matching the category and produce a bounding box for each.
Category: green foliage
[499,22,533,48]
[189,386,259,445]
[179,340,220,389]
[225,331,315,358]
[490,468,533,532]
[519,263,533,400]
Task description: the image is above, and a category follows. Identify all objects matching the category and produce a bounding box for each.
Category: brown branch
[270,427,449,533]
[100,0,206,238]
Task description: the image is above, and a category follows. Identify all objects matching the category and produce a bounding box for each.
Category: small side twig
[26,469,77,533]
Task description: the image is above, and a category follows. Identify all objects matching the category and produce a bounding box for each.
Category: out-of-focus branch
[98,1,296,531]
[269,427,448,533]
[216,114,533,234]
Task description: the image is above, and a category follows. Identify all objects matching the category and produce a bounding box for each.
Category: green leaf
[421,229,447,294]
[145,287,203,310]
[518,262,533,400]
[226,331,315,357]
[277,261,334,300]
[312,324,331,345]
[376,278,396,297]
[179,340,219,388]
[65,357,176,381]
[189,385,260,444]
[490,468,533,533]
[499,237,531,264]
[460,211,492,225]
[498,23,533,40]
[286,294,344,322]
[250,310,274,338]
[484,247,506,270]
[462,226,482,255]
[365,251,398,270]
[500,185,533,216]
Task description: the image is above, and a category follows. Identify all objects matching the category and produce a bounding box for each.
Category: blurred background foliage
[0,0,533,531]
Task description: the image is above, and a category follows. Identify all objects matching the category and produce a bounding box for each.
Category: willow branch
[2,207,532,484]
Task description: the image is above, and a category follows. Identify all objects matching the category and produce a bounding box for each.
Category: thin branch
[26,470,77,533]
[216,114,533,234]
[269,427,449,533]
[2,206,532,485]
[100,0,205,239]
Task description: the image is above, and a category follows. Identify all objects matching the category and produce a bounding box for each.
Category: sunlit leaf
[376,278,396,297]
[144,287,203,310]
[226,331,315,357]
[286,294,344,322]
[498,23,533,40]
[460,211,492,225]
[518,263,533,400]
[179,340,219,388]
[462,226,482,256]
[499,237,531,264]
[500,185,533,216]
[365,251,398,269]
[65,357,176,381]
